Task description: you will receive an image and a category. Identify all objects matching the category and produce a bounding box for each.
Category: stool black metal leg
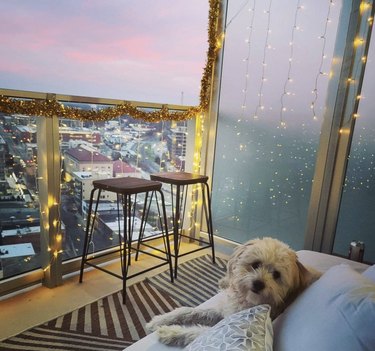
[154,192,168,261]
[130,193,139,255]
[157,189,174,283]
[121,194,131,304]
[116,193,123,274]
[79,188,101,283]
[174,184,181,278]
[202,182,215,263]
[121,215,127,304]
[135,191,151,261]
[181,185,188,237]
[125,194,132,272]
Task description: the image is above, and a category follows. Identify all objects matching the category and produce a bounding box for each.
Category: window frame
[304,0,375,253]
[0,90,196,296]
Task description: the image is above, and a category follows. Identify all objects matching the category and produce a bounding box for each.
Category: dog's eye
[273,270,281,280]
[251,261,262,270]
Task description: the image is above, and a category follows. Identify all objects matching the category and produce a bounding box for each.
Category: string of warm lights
[352,3,372,82]
[187,112,205,236]
[239,1,256,121]
[310,0,334,121]
[344,0,373,124]
[254,0,273,120]
[40,192,63,273]
[279,0,303,128]
[0,0,221,123]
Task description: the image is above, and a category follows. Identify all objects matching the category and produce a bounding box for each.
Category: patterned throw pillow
[185,304,273,351]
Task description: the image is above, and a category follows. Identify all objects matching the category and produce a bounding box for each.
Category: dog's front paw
[146,314,169,332]
[157,325,187,347]
[157,325,208,347]
[146,307,195,332]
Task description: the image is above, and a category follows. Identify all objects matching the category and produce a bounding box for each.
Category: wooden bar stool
[79,177,173,303]
[150,172,215,278]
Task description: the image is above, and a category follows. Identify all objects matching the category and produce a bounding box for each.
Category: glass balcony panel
[59,103,188,260]
[211,0,342,248]
[0,113,40,279]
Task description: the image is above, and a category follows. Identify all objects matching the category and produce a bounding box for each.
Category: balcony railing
[0,88,196,296]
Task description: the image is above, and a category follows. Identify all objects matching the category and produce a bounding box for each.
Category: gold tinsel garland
[0,0,221,123]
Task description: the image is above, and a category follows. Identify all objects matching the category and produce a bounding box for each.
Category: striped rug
[0,255,226,351]
[147,254,227,307]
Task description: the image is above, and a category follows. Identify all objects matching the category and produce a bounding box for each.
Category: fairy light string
[311,0,334,121]
[345,1,373,124]
[240,1,257,120]
[254,0,273,120]
[187,112,205,236]
[0,0,221,123]
[279,0,303,128]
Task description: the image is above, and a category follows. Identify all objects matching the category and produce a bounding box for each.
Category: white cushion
[185,304,273,351]
[362,264,375,282]
[273,264,375,351]
[296,250,369,273]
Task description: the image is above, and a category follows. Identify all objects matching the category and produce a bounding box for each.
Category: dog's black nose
[252,279,265,293]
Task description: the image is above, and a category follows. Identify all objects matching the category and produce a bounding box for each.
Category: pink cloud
[0,61,34,75]
[64,35,162,64]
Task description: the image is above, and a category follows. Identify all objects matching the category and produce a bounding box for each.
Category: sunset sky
[0,0,208,106]
[2,0,374,122]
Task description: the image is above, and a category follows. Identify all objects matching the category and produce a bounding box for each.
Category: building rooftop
[0,243,35,258]
[1,226,40,238]
[65,147,111,163]
[73,171,112,180]
[113,159,138,175]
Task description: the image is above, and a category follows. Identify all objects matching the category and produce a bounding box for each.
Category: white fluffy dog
[146,237,321,347]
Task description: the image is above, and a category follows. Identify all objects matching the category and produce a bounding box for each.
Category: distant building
[25,143,37,164]
[167,123,187,169]
[9,114,32,126]
[73,171,117,211]
[64,145,113,181]
[1,225,41,252]
[112,159,140,178]
[59,127,101,152]
[14,125,36,144]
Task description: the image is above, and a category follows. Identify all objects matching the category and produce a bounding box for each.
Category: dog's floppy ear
[296,260,321,289]
[282,260,322,314]
[219,241,255,290]
[227,242,254,275]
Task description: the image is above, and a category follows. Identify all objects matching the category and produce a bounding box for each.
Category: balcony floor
[0,240,234,341]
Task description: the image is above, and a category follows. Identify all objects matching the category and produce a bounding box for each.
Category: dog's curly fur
[146,237,321,347]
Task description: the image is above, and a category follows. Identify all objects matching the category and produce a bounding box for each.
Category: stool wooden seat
[79,177,173,303]
[150,172,215,278]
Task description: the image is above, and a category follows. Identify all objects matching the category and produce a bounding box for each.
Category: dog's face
[220,237,319,318]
